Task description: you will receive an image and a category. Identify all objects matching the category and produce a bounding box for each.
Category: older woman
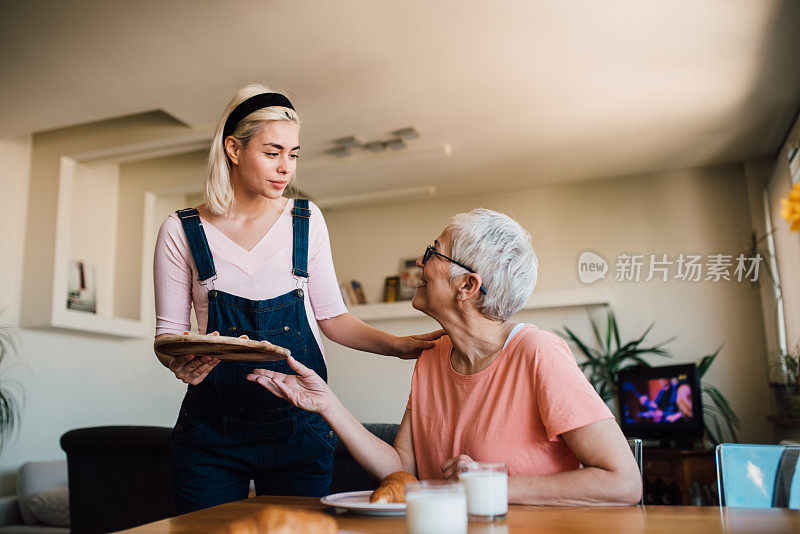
[248,209,642,506]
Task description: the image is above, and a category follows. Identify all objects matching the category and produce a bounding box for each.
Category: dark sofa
[61,423,399,533]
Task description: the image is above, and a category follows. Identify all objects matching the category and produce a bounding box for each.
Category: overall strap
[291,199,311,279]
[176,208,217,286]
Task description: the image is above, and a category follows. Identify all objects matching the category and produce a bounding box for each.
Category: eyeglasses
[422,245,487,295]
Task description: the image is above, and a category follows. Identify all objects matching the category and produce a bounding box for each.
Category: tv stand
[658,439,698,450]
[644,448,717,505]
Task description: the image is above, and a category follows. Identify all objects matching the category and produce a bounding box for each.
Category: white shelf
[50,309,151,338]
[349,286,611,322]
[21,131,210,339]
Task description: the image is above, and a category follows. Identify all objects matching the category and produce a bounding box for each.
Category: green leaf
[627,356,653,368]
[705,411,723,446]
[559,327,600,361]
[589,316,604,353]
[697,347,722,378]
[702,384,739,423]
[610,311,622,354]
[703,385,741,429]
[650,336,678,351]
[0,319,21,452]
[0,330,17,362]
[562,307,679,402]
[701,380,740,444]
[635,322,656,346]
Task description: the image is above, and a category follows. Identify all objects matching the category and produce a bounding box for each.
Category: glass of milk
[405,481,467,534]
[458,462,508,522]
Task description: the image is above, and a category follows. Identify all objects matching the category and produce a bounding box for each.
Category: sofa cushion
[16,462,67,526]
[25,488,68,528]
[0,495,22,527]
[0,526,69,534]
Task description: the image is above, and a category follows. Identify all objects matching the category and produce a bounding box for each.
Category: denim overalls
[169,199,337,513]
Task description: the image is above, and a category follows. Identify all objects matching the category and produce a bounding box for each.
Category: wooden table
[119,496,800,533]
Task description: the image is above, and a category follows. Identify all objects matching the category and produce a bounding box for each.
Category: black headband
[222,93,295,143]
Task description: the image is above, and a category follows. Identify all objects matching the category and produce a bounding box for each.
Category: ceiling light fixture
[325,146,350,158]
[391,127,419,140]
[363,141,387,152]
[324,127,423,157]
[303,143,452,170]
[385,138,406,150]
[332,136,362,149]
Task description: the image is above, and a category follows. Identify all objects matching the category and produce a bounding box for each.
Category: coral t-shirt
[408,324,613,480]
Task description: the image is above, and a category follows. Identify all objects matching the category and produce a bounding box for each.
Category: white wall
[0,135,31,325]
[762,115,800,443]
[766,116,800,351]
[113,150,207,322]
[70,162,120,316]
[0,117,197,494]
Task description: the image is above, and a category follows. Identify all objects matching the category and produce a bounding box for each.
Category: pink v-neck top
[153,199,348,355]
[407,324,613,480]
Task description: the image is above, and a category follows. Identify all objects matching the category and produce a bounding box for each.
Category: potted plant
[769,343,800,419]
[558,307,674,403]
[561,307,740,445]
[698,347,741,445]
[0,312,21,453]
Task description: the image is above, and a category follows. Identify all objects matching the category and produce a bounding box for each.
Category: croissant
[369,471,418,504]
[219,505,337,534]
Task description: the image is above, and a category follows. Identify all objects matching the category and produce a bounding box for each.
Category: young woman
[153,84,441,513]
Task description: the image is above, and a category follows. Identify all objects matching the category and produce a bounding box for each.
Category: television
[616,363,704,447]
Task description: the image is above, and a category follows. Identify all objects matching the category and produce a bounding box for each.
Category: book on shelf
[339,280,368,305]
[350,280,368,304]
[339,281,355,306]
[383,276,400,302]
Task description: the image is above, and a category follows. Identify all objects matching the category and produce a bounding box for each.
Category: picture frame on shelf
[399,258,420,300]
[66,260,96,313]
[340,280,368,305]
[350,280,368,305]
[339,281,353,306]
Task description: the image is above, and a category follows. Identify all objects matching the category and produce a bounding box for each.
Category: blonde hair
[204,84,300,214]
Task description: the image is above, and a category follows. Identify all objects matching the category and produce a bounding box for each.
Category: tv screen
[617,363,704,443]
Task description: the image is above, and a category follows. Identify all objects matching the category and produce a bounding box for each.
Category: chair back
[716,443,800,508]
[331,423,400,493]
[61,426,176,534]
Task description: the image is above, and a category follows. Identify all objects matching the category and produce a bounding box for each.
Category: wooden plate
[154,334,290,362]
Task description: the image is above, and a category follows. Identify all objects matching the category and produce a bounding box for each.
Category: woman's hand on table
[441,454,475,481]
[392,329,446,360]
[167,331,220,385]
[247,355,334,416]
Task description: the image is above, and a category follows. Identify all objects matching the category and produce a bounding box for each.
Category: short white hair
[447,209,538,321]
[205,84,300,214]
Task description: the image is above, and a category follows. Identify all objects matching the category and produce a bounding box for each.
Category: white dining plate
[320,490,406,516]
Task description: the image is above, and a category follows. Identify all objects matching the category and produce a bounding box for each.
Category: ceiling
[2,0,800,201]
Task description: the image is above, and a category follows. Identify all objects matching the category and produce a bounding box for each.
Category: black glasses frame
[422,245,487,295]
